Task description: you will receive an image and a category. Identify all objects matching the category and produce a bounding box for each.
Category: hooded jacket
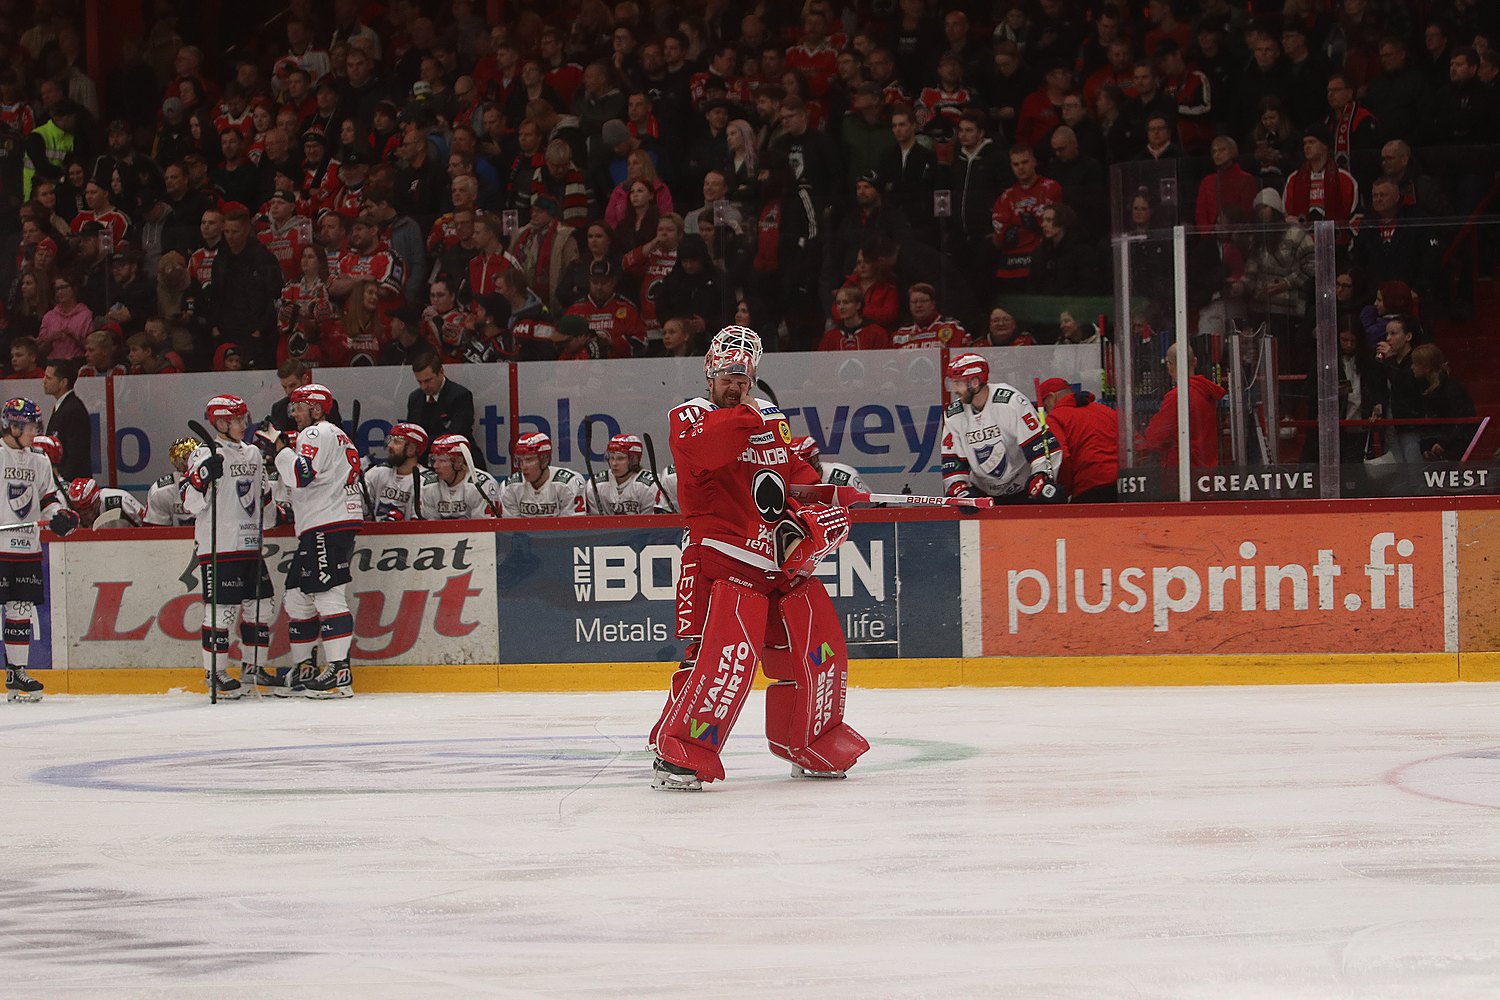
[1140,374,1227,469]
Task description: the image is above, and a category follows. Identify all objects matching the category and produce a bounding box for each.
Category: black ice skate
[206,667,243,700]
[301,659,353,699]
[650,757,703,791]
[791,766,847,780]
[5,666,43,703]
[286,659,318,695]
[241,664,288,697]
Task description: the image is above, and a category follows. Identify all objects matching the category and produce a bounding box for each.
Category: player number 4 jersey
[183,440,272,554]
[429,467,504,519]
[273,420,364,535]
[942,383,1063,497]
[587,469,658,514]
[502,467,585,517]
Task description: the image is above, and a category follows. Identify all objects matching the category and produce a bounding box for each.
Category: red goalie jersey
[669,396,820,571]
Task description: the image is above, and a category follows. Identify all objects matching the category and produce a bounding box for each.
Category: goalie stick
[790,483,995,509]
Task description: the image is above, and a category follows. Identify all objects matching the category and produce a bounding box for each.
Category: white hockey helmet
[704,325,762,381]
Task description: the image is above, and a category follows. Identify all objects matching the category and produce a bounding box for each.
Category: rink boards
[32,497,1500,692]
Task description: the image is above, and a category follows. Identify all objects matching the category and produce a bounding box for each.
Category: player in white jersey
[145,437,199,526]
[68,477,147,528]
[266,383,363,698]
[501,432,585,517]
[791,436,870,493]
[654,465,678,512]
[941,353,1062,502]
[586,433,660,514]
[365,422,437,520]
[427,434,503,518]
[0,399,78,702]
[182,395,279,698]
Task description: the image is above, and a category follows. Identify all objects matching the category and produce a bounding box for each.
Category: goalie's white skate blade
[792,767,847,780]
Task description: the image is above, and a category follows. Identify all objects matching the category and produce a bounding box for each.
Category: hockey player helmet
[791,436,820,462]
[1,397,42,432]
[945,353,990,390]
[205,394,249,426]
[704,324,762,381]
[169,437,199,472]
[388,422,430,456]
[68,477,100,509]
[430,434,470,459]
[513,432,552,459]
[289,382,335,416]
[606,434,644,460]
[31,435,63,465]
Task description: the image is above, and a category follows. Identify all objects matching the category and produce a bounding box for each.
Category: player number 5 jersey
[942,382,1062,497]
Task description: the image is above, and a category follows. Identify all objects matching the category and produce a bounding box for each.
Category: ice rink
[4,684,1500,999]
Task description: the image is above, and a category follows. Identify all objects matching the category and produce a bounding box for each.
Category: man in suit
[43,359,91,480]
[405,352,483,469]
[269,359,343,432]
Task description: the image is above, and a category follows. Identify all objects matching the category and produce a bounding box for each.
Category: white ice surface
[3,685,1500,999]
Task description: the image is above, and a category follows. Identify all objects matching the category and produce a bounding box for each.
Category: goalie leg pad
[654,579,769,782]
[762,580,870,774]
[647,643,697,750]
[674,543,703,640]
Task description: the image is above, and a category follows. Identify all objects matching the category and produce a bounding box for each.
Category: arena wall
[39,498,1500,693]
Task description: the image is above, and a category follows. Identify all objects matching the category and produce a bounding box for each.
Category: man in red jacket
[1037,377,1120,502]
[1139,347,1226,470]
[648,325,869,791]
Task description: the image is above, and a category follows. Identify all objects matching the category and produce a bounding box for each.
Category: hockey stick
[755,379,780,407]
[580,416,608,515]
[0,519,50,533]
[187,419,219,705]
[642,433,676,513]
[349,400,373,517]
[790,483,995,508]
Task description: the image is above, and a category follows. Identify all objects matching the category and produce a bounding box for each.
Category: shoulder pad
[593,469,609,483]
[637,470,657,486]
[992,387,1014,404]
[506,472,523,485]
[103,494,123,511]
[944,400,964,417]
[756,400,782,416]
[828,468,853,486]
[153,474,176,488]
[418,469,439,484]
[552,468,577,484]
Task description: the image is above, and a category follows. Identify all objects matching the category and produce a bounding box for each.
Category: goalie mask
[704,325,762,381]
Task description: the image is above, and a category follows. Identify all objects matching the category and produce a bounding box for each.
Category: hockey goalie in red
[649,325,870,791]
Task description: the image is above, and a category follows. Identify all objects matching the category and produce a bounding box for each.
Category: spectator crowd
[0,0,1495,438]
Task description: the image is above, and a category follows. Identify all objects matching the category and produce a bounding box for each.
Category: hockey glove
[49,509,80,536]
[188,453,224,493]
[254,427,286,460]
[1027,472,1061,503]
